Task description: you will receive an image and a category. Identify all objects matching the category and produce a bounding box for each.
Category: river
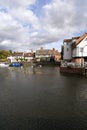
[0,66,87,130]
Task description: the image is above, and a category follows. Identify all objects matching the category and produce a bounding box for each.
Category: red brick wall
[72,58,82,64]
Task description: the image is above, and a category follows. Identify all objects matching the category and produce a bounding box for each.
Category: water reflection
[0,67,87,129]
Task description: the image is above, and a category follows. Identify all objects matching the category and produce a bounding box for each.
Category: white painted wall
[36,54,51,58]
[25,57,33,62]
[7,56,17,62]
[72,36,87,57]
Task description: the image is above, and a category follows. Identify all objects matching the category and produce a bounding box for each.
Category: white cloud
[42,0,77,36]
[10,8,40,30]
[0,0,87,51]
[40,0,87,47]
[0,0,36,8]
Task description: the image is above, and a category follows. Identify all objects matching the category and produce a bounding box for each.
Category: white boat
[0,63,9,67]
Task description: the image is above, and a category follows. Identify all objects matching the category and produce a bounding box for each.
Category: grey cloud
[0,0,87,51]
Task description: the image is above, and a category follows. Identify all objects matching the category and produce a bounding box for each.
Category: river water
[0,66,87,130]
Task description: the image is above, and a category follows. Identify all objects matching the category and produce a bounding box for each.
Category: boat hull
[9,62,23,67]
[0,63,9,67]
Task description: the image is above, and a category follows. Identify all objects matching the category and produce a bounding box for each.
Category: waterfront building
[7,51,35,62]
[62,33,87,67]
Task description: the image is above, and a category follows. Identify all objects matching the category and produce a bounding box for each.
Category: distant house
[24,52,35,62]
[62,33,87,66]
[7,52,24,62]
[50,48,61,61]
[13,52,24,59]
[7,56,17,63]
[35,47,51,61]
[35,47,61,62]
[7,51,35,62]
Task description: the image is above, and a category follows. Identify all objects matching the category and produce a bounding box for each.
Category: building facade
[62,33,87,66]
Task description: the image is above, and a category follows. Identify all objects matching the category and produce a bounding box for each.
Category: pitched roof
[75,33,87,46]
[36,49,51,55]
[24,52,34,57]
[63,39,72,42]
[72,36,80,39]
[13,52,23,56]
[50,49,60,56]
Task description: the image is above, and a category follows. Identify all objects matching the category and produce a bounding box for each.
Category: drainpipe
[80,47,84,68]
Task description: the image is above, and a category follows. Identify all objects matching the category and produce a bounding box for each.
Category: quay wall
[60,67,83,75]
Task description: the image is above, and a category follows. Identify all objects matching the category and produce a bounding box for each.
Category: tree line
[0,50,12,59]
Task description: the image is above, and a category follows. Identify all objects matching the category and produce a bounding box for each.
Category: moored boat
[9,62,23,67]
[0,63,9,67]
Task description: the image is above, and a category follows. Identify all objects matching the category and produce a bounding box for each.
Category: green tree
[9,50,13,55]
[0,50,11,59]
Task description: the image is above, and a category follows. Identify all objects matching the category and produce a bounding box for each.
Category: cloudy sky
[0,0,87,52]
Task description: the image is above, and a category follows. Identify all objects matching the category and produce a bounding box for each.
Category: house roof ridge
[72,36,80,39]
[75,33,87,45]
[63,38,72,42]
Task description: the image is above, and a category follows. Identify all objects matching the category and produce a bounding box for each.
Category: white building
[62,33,87,66]
[35,47,51,61]
[63,39,72,61]
[7,56,17,63]
[7,52,34,63]
[72,34,87,58]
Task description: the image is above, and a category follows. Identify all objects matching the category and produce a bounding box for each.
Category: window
[80,48,83,52]
[85,38,87,41]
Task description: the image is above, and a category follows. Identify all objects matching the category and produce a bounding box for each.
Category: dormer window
[72,39,76,43]
[67,48,68,51]
[64,42,66,45]
[85,38,87,41]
